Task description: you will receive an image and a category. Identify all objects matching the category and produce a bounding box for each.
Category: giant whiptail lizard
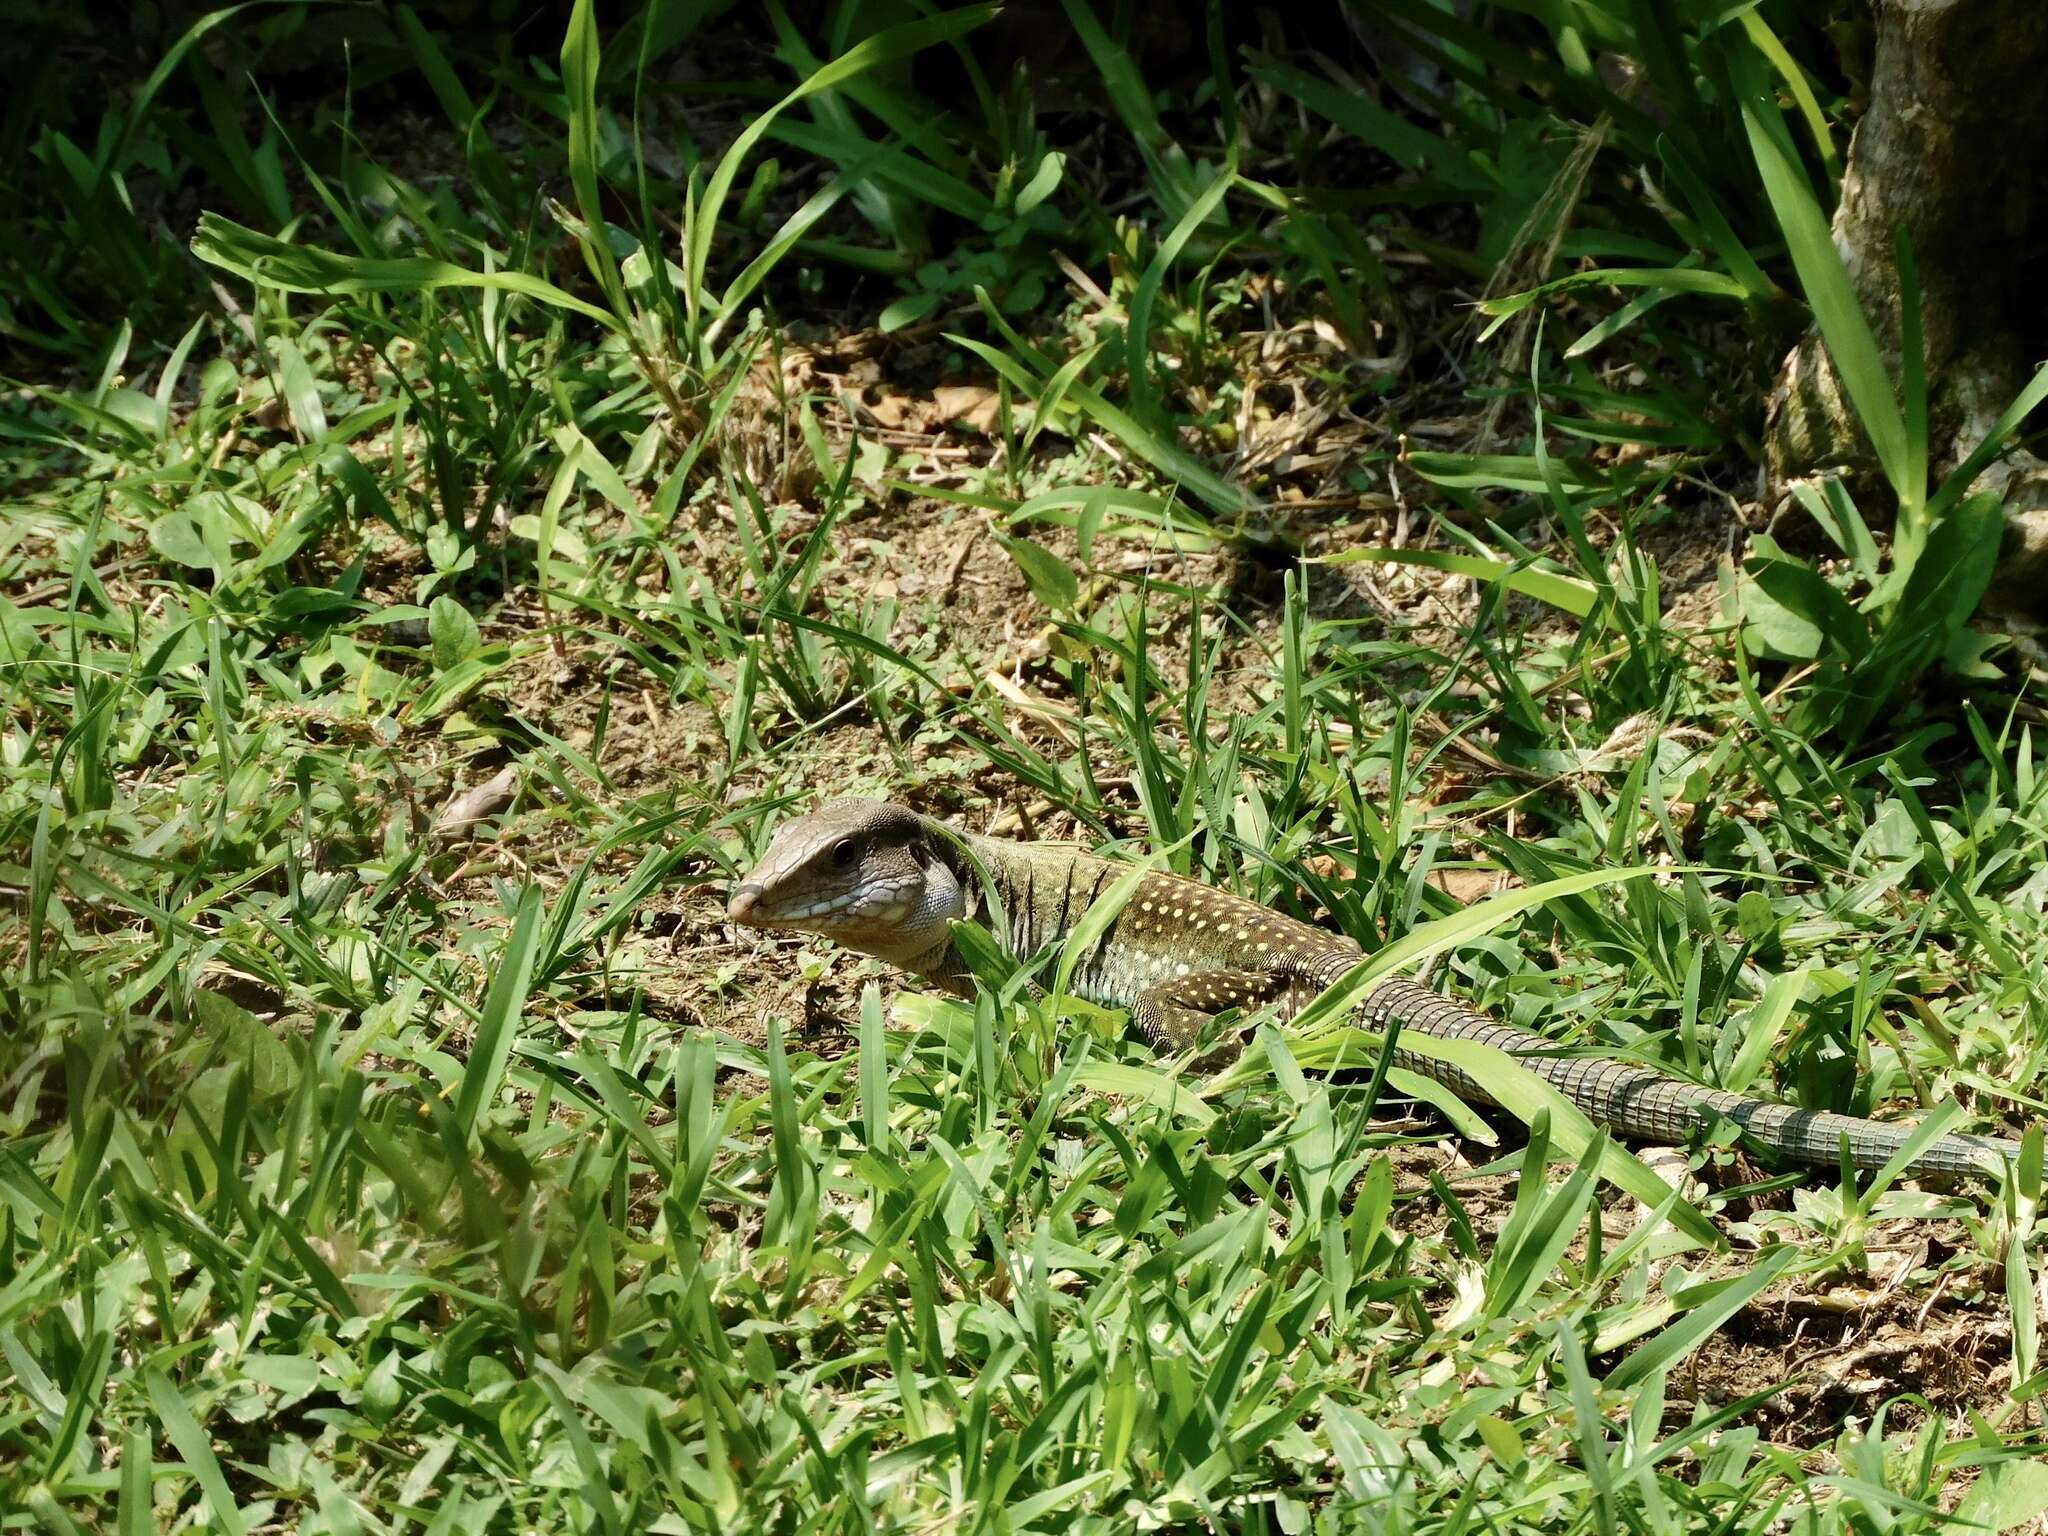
[728,798,2020,1179]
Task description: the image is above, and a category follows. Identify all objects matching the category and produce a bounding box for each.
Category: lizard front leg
[1130,969,1305,1051]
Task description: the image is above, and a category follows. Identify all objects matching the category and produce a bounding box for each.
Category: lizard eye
[830,838,858,867]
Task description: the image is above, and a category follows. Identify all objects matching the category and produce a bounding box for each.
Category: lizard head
[727,798,966,968]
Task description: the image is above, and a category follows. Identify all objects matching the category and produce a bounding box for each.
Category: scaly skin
[728,799,2020,1179]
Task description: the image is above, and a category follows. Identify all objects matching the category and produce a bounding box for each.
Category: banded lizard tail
[728,798,2020,1179]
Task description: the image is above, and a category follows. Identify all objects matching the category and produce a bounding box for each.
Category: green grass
[5,2,2048,1532]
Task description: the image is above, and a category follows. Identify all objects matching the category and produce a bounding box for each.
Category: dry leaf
[858,388,919,430]
[932,385,1016,435]
[433,766,519,839]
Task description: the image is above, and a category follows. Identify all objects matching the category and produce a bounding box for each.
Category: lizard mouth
[727,884,879,929]
[729,879,923,939]
[729,885,864,927]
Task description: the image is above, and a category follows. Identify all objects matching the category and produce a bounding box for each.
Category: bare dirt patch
[1681,1283,2013,1443]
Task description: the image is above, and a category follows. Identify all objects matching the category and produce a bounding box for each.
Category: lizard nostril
[728,883,765,925]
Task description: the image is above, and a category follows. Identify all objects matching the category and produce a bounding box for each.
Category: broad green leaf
[401,647,511,722]
[1739,553,1868,663]
[429,595,482,670]
[192,990,296,1101]
[993,531,1079,612]
[1015,151,1065,215]
[150,511,224,578]
[1955,1455,2048,1534]
[1406,452,1613,495]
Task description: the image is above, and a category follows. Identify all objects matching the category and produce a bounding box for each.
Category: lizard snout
[727,882,767,926]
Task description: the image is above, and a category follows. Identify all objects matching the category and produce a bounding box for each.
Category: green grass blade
[1318,545,1597,617]
[1738,10,1842,182]
[1301,866,1661,1016]
[1738,59,1910,510]
[562,0,629,318]
[685,6,998,310]
[1127,161,1235,427]
[952,320,1253,517]
[1896,227,1927,508]
[144,1369,248,1536]
[192,214,623,330]
[1604,1247,1796,1390]
[1052,831,1193,1004]
[1722,966,1807,1095]
[116,1428,152,1536]
[453,884,545,1138]
[1929,362,2048,520]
